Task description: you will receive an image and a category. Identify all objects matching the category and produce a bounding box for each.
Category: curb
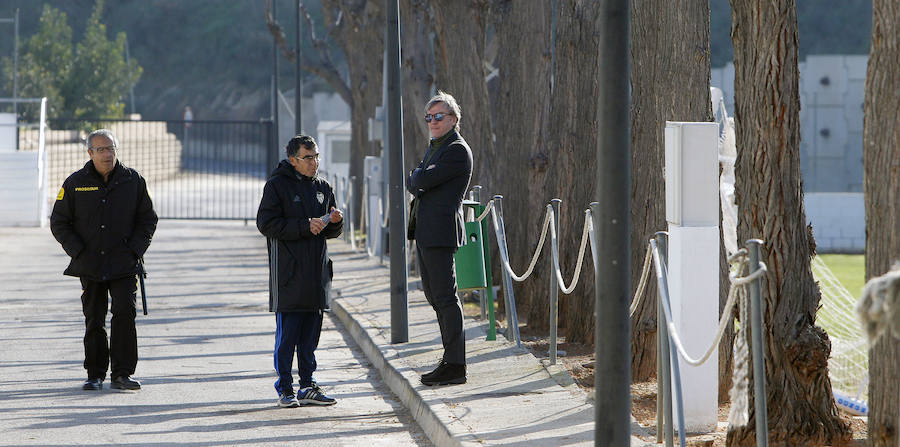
[330,298,464,447]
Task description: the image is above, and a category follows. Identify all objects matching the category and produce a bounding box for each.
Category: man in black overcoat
[407,91,473,385]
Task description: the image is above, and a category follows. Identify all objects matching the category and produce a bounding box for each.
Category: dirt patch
[517,329,867,446]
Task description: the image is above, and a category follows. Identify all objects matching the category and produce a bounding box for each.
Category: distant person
[183,106,193,143]
[50,129,158,391]
[257,135,343,408]
[406,91,473,386]
[183,106,193,128]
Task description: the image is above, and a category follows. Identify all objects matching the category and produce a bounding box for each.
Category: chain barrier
[473,199,494,222]
[489,204,551,282]
[651,242,767,367]
[548,207,592,294]
[630,241,654,317]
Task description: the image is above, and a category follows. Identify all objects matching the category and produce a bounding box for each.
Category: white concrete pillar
[664,121,720,433]
[0,113,16,153]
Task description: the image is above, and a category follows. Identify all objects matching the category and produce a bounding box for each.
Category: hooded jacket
[50,160,158,282]
[257,160,342,312]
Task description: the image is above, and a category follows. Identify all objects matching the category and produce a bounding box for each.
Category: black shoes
[421,361,466,386]
[82,378,103,390]
[111,376,141,390]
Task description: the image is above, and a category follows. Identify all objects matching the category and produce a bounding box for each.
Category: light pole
[594,0,631,444]
[385,0,408,343]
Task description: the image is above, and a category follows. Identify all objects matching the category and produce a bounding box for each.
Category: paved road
[0,221,427,446]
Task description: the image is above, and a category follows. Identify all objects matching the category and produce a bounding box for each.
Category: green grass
[818,254,866,298]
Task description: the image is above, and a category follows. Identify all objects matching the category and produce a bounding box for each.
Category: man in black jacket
[407,91,473,386]
[257,135,343,407]
[50,129,158,391]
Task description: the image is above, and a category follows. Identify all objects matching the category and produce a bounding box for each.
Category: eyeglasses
[295,154,320,161]
[424,113,451,123]
[90,146,116,154]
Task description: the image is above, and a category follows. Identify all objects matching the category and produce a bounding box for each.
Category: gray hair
[86,129,119,150]
[424,90,461,131]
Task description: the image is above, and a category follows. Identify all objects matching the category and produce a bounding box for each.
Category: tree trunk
[629,0,718,383]
[430,0,494,191]
[863,1,900,445]
[540,0,603,345]
[490,0,553,331]
[726,1,850,445]
[321,0,384,227]
[399,0,433,171]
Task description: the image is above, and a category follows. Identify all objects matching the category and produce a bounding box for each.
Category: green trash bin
[454,221,487,291]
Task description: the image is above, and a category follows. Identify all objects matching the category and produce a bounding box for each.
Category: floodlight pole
[295,1,302,134]
[594,0,631,444]
[386,0,408,343]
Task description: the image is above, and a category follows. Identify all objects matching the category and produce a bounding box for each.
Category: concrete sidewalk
[0,221,426,446]
[0,220,650,446]
[326,239,650,446]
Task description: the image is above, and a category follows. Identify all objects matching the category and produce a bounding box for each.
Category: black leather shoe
[421,361,448,381]
[421,363,466,386]
[82,378,103,390]
[111,376,141,390]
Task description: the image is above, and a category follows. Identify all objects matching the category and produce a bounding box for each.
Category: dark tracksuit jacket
[256,160,343,312]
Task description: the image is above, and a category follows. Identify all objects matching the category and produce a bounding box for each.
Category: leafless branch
[264,0,352,106]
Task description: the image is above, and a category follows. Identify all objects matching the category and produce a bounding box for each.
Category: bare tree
[430,0,493,191]
[539,0,603,344]
[489,0,553,330]
[321,0,384,223]
[726,0,849,444]
[628,0,720,385]
[863,1,900,445]
[399,0,433,170]
[265,0,383,224]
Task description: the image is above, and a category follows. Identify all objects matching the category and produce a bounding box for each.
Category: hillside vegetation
[0,0,871,121]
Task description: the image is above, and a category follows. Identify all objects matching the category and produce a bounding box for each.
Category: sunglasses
[424,113,451,123]
[294,154,320,161]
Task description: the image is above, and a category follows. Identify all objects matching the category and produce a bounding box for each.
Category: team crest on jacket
[316,191,324,204]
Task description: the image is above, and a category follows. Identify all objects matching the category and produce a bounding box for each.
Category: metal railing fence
[17,118,273,220]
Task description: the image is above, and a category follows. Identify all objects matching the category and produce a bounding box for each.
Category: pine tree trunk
[490,0,553,331]
[430,0,494,191]
[540,0,603,345]
[322,0,384,226]
[863,1,900,445]
[726,0,850,444]
[399,0,433,170]
[629,0,718,382]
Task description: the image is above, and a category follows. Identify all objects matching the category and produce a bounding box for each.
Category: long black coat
[406,130,473,249]
[50,160,158,282]
[257,160,342,312]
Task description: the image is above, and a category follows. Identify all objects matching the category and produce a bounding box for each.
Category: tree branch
[264,0,352,107]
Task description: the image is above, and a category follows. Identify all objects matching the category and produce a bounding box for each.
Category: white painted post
[363,156,383,257]
[664,121,719,433]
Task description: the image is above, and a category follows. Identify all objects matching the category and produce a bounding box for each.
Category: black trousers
[80,276,138,380]
[417,245,465,365]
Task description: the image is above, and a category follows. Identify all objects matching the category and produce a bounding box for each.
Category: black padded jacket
[50,160,158,282]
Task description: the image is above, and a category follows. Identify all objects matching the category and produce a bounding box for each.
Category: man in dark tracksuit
[50,129,158,391]
[257,135,343,408]
[407,91,473,386]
